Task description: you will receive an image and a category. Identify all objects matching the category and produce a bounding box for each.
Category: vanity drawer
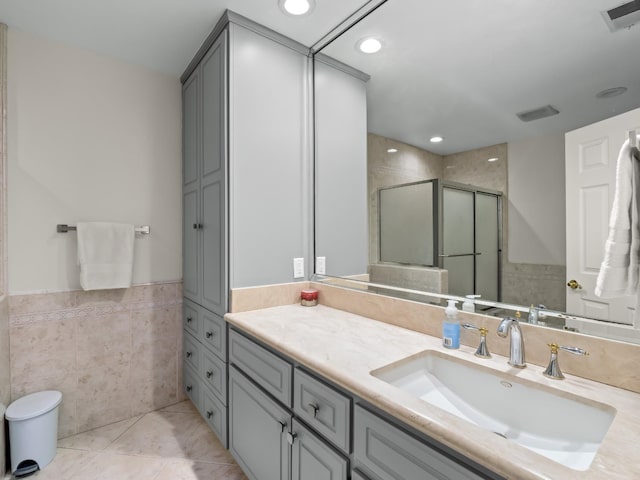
[354,405,487,480]
[293,368,351,453]
[183,364,201,411]
[229,329,292,407]
[202,386,228,448]
[202,349,227,405]
[183,299,200,337]
[183,331,201,374]
[201,309,226,360]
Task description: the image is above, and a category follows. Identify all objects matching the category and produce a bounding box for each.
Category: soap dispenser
[442,300,460,349]
[462,295,479,313]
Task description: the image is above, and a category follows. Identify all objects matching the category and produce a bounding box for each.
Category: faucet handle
[543,343,589,380]
[462,324,491,358]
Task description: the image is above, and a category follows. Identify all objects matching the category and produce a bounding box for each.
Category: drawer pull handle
[186,317,193,323]
[186,351,192,358]
[206,331,214,338]
[186,385,192,392]
[286,432,297,445]
[206,370,213,378]
[308,403,320,417]
[206,410,214,419]
[278,421,287,433]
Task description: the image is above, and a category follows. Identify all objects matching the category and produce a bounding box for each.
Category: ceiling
[0,0,371,76]
[321,0,640,154]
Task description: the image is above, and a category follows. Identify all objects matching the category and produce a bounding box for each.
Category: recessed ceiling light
[430,136,444,143]
[487,157,499,162]
[357,37,382,54]
[279,0,315,16]
[596,87,628,99]
[387,148,398,153]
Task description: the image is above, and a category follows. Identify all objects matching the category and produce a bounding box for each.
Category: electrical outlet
[293,257,305,278]
[316,256,326,275]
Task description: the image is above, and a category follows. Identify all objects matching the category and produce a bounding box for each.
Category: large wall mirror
[313,0,640,344]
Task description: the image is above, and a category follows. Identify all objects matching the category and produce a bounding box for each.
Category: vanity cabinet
[228,326,502,480]
[229,329,350,480]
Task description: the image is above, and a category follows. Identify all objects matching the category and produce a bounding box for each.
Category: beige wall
[7,29,182,293]
[3,28,186,448]
[9,282,184,438]
[0,23,9,475]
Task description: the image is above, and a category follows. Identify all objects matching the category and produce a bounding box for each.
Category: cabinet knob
[186,351,192,358]
[206,370,213,378]
[192,223,198,230]
[186,385,192,392]
[206,410,214,419]
[206,331,214,339]
[307,403,320,417]
[286,432,297,445]
[186,316,193,323]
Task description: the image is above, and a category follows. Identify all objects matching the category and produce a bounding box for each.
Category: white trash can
[5,390,62,477]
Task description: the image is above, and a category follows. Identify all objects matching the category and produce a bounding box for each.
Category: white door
[565,108,640,324]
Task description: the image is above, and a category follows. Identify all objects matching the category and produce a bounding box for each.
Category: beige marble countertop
[225,304,640,480]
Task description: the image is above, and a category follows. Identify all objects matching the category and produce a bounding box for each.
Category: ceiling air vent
[516,105,560,123]
[602,0,640,32]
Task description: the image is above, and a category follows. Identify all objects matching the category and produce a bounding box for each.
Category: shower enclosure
[379,179,502,301]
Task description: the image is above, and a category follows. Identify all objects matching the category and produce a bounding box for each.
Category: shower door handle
[438,253,482,258]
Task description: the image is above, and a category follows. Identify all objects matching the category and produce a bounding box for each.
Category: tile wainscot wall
[8,281,184,438]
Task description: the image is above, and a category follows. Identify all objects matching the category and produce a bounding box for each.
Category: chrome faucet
[497,314,526,368]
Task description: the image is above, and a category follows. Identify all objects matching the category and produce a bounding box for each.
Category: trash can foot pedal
[14,460,39,478]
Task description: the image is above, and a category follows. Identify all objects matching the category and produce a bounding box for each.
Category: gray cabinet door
[183,69,201,303]
[183,32,227,314]
[229,366,290,480]
[200,32,227,316]
[291,419,348,480]
[354,405,487,480]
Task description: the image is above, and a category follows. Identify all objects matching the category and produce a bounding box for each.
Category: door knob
[567,279,582,290]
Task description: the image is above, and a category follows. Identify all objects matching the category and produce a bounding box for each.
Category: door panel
[229,367,290,480]
[291,419,348,480]
[183,187,200,302]
[565,109,640,325]
[475,193,500,301]
[442,188,474,255]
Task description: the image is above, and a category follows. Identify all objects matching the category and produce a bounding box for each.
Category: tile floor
[4,401,247,480]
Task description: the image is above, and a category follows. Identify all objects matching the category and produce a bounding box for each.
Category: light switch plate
[316,256,326,275]
[293,257,304,278]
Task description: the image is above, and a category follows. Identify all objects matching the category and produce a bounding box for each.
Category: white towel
[77,222,135,290]
[595,136,640,298]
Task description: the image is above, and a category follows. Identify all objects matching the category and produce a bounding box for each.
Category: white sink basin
[371,350,616,471]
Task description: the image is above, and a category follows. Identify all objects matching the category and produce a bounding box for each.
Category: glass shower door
[441,187,475,296]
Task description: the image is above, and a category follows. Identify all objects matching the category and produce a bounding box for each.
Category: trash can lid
[5,391,62,421]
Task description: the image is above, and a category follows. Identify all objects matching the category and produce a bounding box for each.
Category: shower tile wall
[8,282,184,438]
[368,133,443,266]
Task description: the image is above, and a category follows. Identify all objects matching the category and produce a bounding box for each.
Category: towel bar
[56,224,150,234]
